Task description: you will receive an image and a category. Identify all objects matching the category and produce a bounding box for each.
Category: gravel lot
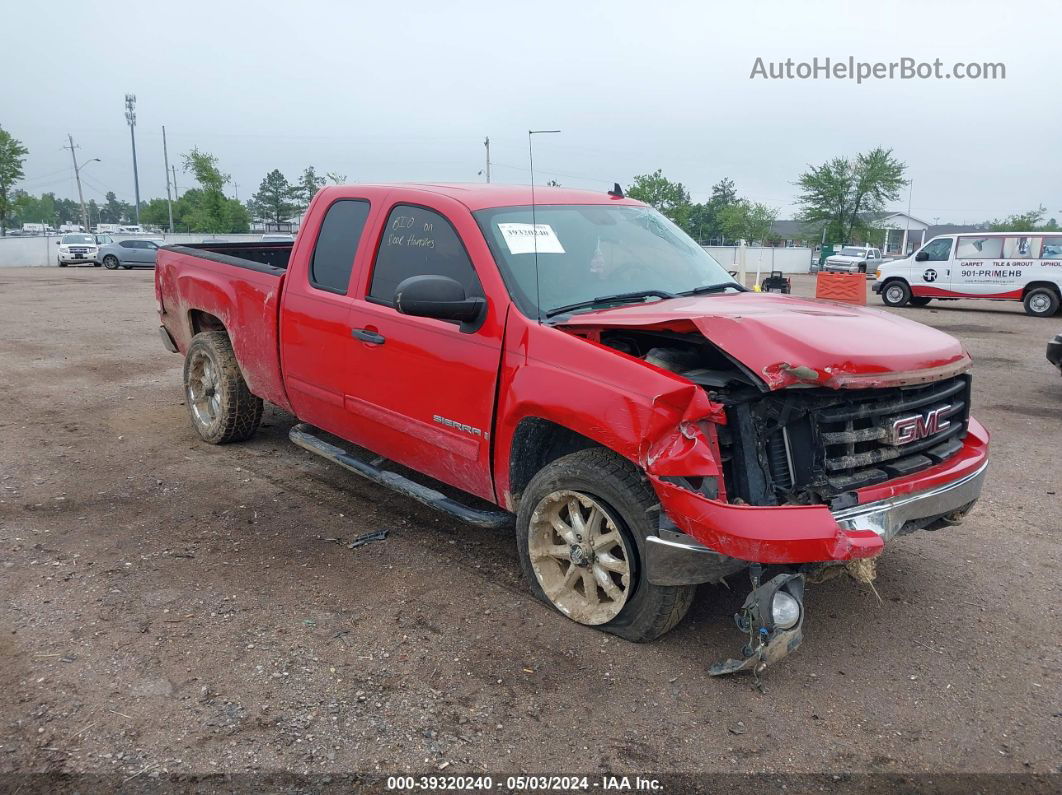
[0,267,1058,786]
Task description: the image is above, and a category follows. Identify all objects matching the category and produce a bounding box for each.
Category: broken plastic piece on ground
[347,529,389,549]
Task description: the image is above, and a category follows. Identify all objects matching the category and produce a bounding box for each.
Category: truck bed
[167,241,294,272]
[155,242,293,412]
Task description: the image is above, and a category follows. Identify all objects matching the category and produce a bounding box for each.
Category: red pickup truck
[156,184,989,676]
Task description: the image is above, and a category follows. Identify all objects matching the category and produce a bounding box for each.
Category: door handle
[351,328,385,345]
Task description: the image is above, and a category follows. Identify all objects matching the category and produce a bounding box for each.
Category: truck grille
[812,376,970,492]
[718,374,972,505]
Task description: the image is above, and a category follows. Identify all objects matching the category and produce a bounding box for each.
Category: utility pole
[171,165,180,200]
[483,137,491,183]
[64,134,89,232]
[125,94,141,225]
[234,182,240,201]
[162,125,174,233]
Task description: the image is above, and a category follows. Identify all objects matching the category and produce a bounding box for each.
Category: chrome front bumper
[831,462,987,542]
[646,462,987,584]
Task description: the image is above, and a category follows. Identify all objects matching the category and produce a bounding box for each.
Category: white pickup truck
[824,246,883,274]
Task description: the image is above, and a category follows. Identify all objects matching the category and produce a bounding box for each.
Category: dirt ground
[0,267,1058,786]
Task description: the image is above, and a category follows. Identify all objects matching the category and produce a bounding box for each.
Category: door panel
[909,237,953,297]
[342,200,502,500]
[279,198,374,437]
[343,302,501,500]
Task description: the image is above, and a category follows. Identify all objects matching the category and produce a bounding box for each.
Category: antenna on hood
[608,182,624,198]
[528,129,561,324]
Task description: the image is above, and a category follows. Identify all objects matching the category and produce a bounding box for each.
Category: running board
[289,423,512,529]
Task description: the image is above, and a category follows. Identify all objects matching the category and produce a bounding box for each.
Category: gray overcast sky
[6,0,1060,222]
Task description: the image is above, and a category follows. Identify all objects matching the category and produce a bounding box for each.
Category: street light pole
[64,134,89,232]
[125,94,141,226]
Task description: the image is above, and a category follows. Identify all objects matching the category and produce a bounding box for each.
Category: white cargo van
[873,231,1062,317]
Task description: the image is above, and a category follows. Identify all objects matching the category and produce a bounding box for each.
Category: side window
[1002,236,1041,259]
[369,205,481,304]
[120,240,135,248]
[309,200,371,294]
[921,238,952,261]
[1041,236,1062,259]
[956,236,1003,259]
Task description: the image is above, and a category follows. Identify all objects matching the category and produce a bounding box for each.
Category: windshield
[839,247,867,257]
[474,204,733,317]
[62,234,94,244]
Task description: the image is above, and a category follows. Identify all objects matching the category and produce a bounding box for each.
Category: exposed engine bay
[593,328,972,510]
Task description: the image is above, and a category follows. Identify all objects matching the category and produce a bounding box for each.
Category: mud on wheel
[182,331,263,444]
[515,448,695,642]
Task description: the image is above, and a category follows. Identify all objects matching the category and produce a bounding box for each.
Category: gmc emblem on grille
[885,405,951,445]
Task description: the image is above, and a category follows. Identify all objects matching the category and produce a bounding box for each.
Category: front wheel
[183,331,263,444]
[909,297,932,307]
[881,280,911,307]
[1024,288,1060,318]
[103,255,119,270]
[515,448,694,643]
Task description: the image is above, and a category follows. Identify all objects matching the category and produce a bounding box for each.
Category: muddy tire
[515,448,695,643]
[881,279,911,307]
[182,331,263,444]
[1023,287,1059,318]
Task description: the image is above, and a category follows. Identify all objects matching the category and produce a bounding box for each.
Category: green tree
[626,169,691,226]
[717,200,778,244]
[101,191,132,224]
[181,148,233,233]
[249,169,298,225]
[140,198,172,228]
[295,166,326,209]
[0,126,29,235]
[685,177,740,242]
[796,147,907,244]
[988,205,1060,232]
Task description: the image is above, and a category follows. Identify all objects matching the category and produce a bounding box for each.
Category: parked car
[98,238,162,269]
[823,246,883,273]
[56,233,103,266]
[874,231,1062,317]
[1048,333,1062,374]
[261,233,295,242]
[156,184,988,676]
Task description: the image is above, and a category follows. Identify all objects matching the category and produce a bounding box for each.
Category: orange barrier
[815,272,867,305]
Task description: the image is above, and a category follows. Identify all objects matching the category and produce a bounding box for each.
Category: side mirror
[394,275,485,330]
[914,251,929,262]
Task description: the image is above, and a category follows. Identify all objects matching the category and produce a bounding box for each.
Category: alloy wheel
[527,489,633,625]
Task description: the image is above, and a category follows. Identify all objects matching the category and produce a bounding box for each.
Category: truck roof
[317,183,643,212]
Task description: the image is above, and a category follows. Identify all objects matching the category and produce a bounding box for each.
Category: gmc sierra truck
[155,184,989,676]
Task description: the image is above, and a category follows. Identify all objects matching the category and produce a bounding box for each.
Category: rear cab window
[368,205,482,305]
[309,200,371,294]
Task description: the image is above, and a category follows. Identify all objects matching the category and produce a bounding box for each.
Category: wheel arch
[1022,280,1061,299]
[507,417,603,511]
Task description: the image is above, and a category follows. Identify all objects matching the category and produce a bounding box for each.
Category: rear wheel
[909,297,932,307]
[1023,288,1060,318]
[183,331,263,444]
[515,448,694,643]
[881,280,911,307]
[103,255,119,270]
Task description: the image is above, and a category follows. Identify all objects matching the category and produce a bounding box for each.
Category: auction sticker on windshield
[498,223,565,255]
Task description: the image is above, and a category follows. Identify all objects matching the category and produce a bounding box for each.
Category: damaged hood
[556,292,971,390]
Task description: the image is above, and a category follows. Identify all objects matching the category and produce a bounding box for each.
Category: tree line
[1,124,1056,240]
